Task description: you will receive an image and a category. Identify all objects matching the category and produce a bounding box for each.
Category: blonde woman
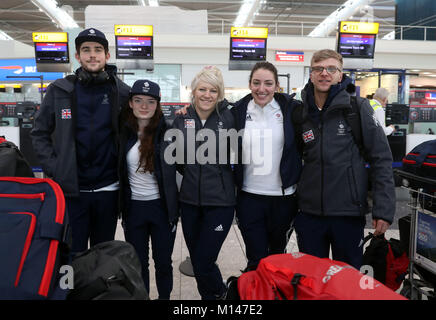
[171,66,235,300]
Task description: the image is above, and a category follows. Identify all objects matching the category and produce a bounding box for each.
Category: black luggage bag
[67,240,149,300]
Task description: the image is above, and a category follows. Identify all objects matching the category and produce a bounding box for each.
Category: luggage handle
[363,232,386,246]
[68,269,134,300]
[290,273,304,300]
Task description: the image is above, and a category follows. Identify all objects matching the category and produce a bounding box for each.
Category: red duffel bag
[237,253,407,300]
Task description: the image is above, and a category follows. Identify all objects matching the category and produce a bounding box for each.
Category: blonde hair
[311,49,343,69]
[191,65,225,105]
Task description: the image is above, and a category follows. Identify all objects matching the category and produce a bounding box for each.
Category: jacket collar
[302,74,353,110]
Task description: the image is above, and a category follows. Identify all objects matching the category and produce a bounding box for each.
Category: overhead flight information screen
[337,34,376,59]
[230,38,266,61]
[116,36,153,59]
[34,42,69,63]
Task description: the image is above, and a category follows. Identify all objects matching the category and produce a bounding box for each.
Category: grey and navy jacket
[118,117,179,224]
[297,77,396,224]
[231,92,302,193]
[30,65,130,197]
[170,100,236,207]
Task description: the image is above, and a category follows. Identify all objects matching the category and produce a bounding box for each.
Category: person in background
[232,61,301,271]
[370,87,395,135]
[31,28,130,255]
[293,49,395,269]
[170,66,236,300]
[119,80,178,299]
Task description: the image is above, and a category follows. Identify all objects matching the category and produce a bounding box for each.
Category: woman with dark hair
[232,61,302,271]
[118,79,179,299]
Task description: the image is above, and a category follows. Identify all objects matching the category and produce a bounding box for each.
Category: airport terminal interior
[0,0,436,301]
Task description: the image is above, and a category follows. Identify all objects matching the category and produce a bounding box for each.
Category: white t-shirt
[242,98,296,196]
[127,140,160,201]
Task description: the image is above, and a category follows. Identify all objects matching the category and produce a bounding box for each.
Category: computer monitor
[229,38,266,61]
[413,208,436,274]
[337,33,376,59]
[385,103,410,125]
[34,42,69,64]
[115,36,153,60]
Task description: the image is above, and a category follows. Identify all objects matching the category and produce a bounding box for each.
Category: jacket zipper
[319,120,324,216]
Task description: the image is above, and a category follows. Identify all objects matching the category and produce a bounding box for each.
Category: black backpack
[362,234,409,292]
[0,136,34,177]
[67,241,149,300]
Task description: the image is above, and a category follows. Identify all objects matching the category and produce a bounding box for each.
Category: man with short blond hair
[293,49,395,269]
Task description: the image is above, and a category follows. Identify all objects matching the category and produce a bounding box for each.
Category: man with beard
[31,28,130,255]
[293,49,395,269]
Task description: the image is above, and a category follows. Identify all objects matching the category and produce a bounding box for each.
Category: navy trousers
[236,191,298,270]
[124,199,176,300]
[294,212,366,270]
[66,190,118,255]
[180,203,234,300]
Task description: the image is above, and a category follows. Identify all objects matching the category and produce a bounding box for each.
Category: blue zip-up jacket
[75,80,117,190]
[231,92,302,193]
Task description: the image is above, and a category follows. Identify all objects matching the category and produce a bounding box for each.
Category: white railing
[209,19,436,41]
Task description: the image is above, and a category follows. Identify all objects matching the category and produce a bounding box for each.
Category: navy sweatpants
[294,212,366,270]
[180,203,234,300]
[124,199,176,300]
[66,190,118,255]
[236,191,298,270]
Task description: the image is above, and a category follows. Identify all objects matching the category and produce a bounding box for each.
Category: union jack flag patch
[302,129,315,143]
[184,119,195,129]
[61,109,72,119]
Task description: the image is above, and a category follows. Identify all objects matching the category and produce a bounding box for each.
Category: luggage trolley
[394,169,436,300]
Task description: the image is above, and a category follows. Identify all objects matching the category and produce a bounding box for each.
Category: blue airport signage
[0,58,63,81]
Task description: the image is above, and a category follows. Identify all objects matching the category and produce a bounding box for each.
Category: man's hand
[372,218,390,236]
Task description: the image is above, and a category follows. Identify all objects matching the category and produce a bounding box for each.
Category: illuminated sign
[337,34,376,58]
[32,32,68,43]
[229,27,268,62]
[115,25,153,36]
[34,42,69,64]
[231,27,268,39]
[115,25,153,60]
[275,51,304,62]
[32,32,69,65]
[425,92,436,100]
[0,58,64,81]
[337,21,379,60]
[339,21,379,34]
[230,38,266,61]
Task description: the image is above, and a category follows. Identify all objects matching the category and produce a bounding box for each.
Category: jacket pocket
[0,211,37,288]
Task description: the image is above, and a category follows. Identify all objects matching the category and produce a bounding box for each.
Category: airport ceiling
[1,0,396,45]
